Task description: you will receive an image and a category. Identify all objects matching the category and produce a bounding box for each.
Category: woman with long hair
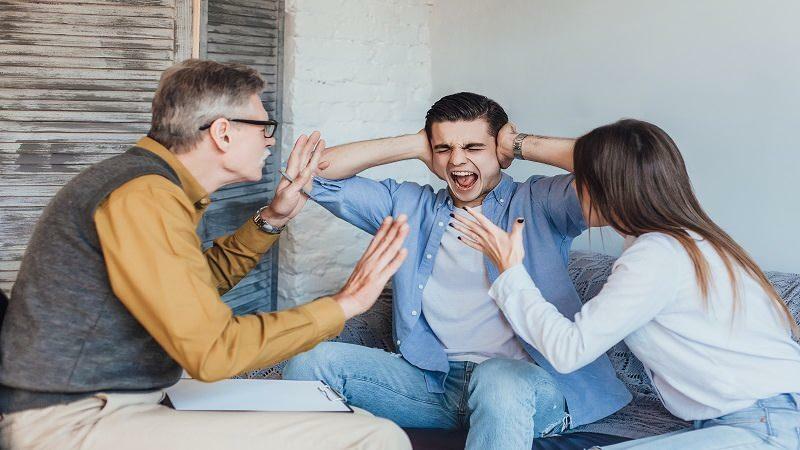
[452,119,800,449]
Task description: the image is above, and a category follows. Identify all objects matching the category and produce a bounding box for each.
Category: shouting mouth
[450,170,478,191]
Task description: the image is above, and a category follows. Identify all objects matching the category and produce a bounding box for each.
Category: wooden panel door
[0,0,192,293]
[200,0,283,313]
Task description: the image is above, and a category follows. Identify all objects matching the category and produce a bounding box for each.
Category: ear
[208,118,233,154]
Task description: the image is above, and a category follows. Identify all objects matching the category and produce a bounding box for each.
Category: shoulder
[616,232,690,273]
[520,173,574,197]
[103,174,192,212]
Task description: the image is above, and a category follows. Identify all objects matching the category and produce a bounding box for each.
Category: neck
[174,146,227,193]
[452,192,488,209]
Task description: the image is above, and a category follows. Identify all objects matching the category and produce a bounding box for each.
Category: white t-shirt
[490,231,800,420]
[422,207,530,363]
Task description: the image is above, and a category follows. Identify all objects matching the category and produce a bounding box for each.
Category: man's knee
[283,341,341,381]
[469,358,561,411]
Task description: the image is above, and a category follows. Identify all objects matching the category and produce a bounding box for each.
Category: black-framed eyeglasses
[199,118,278,138]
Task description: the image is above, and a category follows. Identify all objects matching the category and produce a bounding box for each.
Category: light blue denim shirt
[310,172,632,426]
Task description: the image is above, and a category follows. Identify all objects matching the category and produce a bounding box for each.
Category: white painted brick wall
[278,0,436,308]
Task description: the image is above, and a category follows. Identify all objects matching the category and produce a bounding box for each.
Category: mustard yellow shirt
[93,137,344,381]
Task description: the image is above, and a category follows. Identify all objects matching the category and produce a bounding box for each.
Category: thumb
[511,218,525,247]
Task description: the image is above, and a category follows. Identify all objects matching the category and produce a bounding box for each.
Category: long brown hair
[573,119,797,336]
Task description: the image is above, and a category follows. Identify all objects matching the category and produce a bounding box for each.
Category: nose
[265,136,276,148]
[449,147,467,166]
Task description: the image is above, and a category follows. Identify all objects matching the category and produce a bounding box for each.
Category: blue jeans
[284,342,568,450]
[600,393,800,449]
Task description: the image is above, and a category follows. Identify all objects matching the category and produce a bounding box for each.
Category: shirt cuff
[232,219,280,254]
[488,264,540,308]
[297,296,346,341]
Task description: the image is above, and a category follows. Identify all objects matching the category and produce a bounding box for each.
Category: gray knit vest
[0,146,185,414]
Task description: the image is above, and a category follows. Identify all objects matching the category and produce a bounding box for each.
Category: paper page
[165,379,351,413]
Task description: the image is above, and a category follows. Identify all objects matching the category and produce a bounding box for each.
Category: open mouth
[450,170,478,191]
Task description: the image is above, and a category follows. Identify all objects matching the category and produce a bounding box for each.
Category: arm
[489,242,677,373]
[452,209,677,373]
[96,179,409,381]
[496,122,576,173]
[498,122,607,227]
[317,131,431,180]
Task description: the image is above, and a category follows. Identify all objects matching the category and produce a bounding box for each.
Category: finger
[463,206,501,233]
[370,222,409,271]
[448,221,483,244]
[292,139,325,193]
[457,234,484,253]
[300,131,321,170]
[511,218,525,237]
[285,134,309,177]
[363,216,394,258]
[451,213,490,241]
[376,248,408,283]
[511,217,525,248]
[367,215,408,264]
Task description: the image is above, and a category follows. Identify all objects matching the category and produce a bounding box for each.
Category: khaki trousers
[0,391,411,450]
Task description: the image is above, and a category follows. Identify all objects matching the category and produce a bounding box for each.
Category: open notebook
[165,378,353,413]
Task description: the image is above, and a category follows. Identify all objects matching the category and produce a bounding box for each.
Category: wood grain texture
[0,0,178,290]
[1,0,284,314]
[202,0,283,313]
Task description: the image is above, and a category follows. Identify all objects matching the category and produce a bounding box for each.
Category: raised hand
[496,122,517,169]
[450,207,525,273]
[334,215,410,319]
[259,131,325,227]
[416,128,435,173]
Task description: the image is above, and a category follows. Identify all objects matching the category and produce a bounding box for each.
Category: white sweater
[489,232,800,420]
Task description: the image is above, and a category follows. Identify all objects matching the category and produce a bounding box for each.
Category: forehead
[243,93,269,119]
[430,119,492,145]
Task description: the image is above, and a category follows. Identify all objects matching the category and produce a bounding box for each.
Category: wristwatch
[513,133,529,160]
[253,206,285,234]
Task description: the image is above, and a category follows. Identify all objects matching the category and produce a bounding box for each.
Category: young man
[283,92,632,449]
[0,60,411,450]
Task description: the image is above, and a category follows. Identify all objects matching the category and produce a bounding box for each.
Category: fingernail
[457,236,462,240]
[448,223,454,228]
[517,218,524,223]
[449,213,454,218]
[462,207,468,210]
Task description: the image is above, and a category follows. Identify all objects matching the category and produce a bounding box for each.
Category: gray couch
[243,251,800,443]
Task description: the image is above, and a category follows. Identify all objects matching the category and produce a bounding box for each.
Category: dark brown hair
[425,92,508,138]
[574,119,797,336]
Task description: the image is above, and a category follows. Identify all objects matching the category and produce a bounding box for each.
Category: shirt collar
[134,136,210,208]
[435,172,515,210]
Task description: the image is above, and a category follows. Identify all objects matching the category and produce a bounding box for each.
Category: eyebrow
[432,142,486,150]
[463,142,486,149]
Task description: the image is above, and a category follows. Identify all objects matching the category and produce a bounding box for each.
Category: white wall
[278,0,435,308]
[430,0,800,273]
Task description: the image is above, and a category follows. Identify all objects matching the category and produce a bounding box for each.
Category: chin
[448,183,482,204]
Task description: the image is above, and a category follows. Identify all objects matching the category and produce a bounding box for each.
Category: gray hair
[148,59,265,154]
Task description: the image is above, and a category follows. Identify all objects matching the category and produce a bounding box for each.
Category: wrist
[499,258,523,274]
[259,207,290,228]
[332,293,360,320]
[513,133,530,161]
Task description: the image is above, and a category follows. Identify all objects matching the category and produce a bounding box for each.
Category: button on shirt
[310,172,632,426]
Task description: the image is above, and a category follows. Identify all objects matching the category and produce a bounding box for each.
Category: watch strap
[513,133,529,160]
[253,206,285,234]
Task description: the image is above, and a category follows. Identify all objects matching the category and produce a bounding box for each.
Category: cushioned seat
[242,251,800,449]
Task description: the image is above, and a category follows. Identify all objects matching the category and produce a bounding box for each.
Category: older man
[0,60,411,450]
